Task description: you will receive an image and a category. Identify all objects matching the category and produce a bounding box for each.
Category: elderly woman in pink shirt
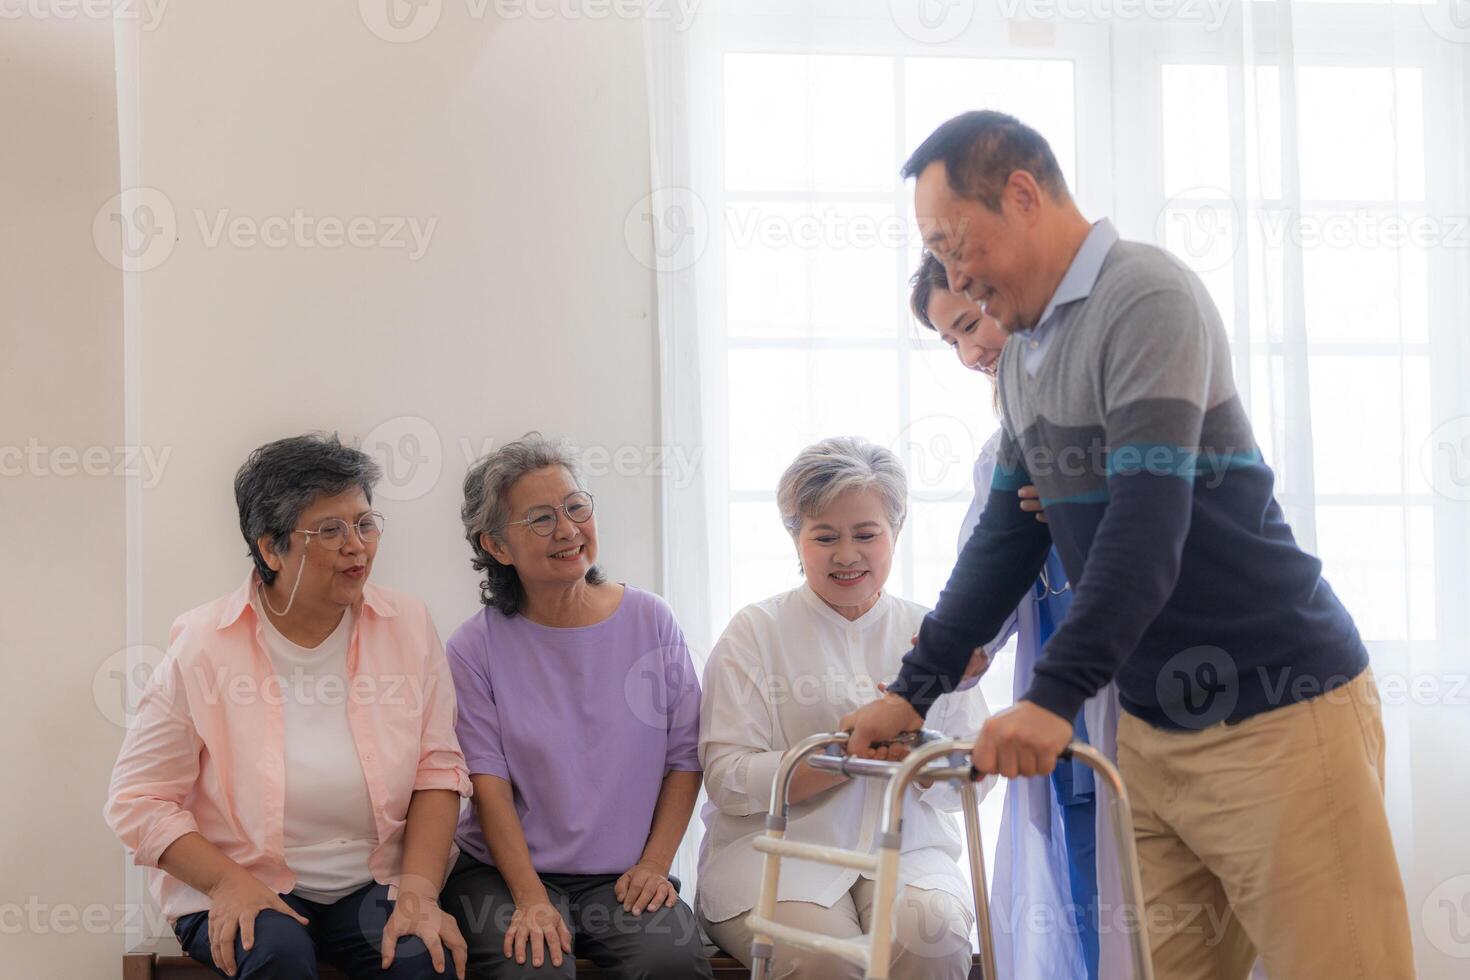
[105,433,471,980]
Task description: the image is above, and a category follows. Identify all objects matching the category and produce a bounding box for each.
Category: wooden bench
[123,940,988,977]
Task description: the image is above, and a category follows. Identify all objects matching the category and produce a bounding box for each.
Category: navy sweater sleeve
[1021,286,1211,721]
[888,439,1052,715]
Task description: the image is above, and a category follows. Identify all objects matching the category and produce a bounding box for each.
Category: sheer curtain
[641,2,1470,975]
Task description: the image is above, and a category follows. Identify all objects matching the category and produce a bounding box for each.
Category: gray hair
[234,433,381,586]
[776,437,908,537]
[461,432,605,616]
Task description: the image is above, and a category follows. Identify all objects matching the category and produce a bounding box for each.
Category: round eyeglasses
[498,491,594,537]
[295,512,386,551]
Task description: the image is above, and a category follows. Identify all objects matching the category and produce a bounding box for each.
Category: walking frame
[746,732,1155,980]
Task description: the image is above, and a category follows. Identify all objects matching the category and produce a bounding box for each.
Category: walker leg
[961,779,998,980]
[750,941,773,980]
[863,837,901,980]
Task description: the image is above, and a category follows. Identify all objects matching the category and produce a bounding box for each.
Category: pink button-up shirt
[104,572,471,922]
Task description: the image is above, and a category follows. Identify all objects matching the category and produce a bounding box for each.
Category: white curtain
[642,2,1470,975]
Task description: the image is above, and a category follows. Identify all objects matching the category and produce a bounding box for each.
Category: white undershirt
[255,598,378,904]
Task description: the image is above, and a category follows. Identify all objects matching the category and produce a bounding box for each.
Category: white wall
[4,5,662,975]
[130,1,660,636]
[0,14,127,979]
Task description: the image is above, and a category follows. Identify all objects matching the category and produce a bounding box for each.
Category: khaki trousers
[1117,670,1415,979]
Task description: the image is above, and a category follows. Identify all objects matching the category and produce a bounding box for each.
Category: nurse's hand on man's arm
[1018,485,1047,523]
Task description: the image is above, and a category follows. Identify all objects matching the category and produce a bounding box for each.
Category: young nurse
[910,253,1122,980]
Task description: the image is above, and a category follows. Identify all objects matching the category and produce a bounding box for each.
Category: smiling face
[795,488,896,620]
[926,286,1008,376]
[914,160,1046,334]
[481,465,598,595]
[261,487,377,609]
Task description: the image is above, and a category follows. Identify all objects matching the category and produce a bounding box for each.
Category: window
[701,0,1460,902]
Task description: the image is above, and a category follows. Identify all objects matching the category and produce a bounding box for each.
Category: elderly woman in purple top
[439,433,712,980]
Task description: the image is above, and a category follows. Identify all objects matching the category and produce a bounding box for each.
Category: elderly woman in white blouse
[697,437,992,980]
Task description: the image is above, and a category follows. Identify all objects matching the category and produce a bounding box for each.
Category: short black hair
[234,433,381,585]
[909,250,950,332]
[901,110,1069,211]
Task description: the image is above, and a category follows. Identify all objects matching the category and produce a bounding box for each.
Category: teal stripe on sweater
[1105,444,1264,480]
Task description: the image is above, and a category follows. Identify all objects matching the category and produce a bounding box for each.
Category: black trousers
[174,880,443,980]
[441,853,714,980]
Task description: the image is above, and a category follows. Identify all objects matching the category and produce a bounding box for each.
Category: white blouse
[256,602,379,904]
[697,584,994,924]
